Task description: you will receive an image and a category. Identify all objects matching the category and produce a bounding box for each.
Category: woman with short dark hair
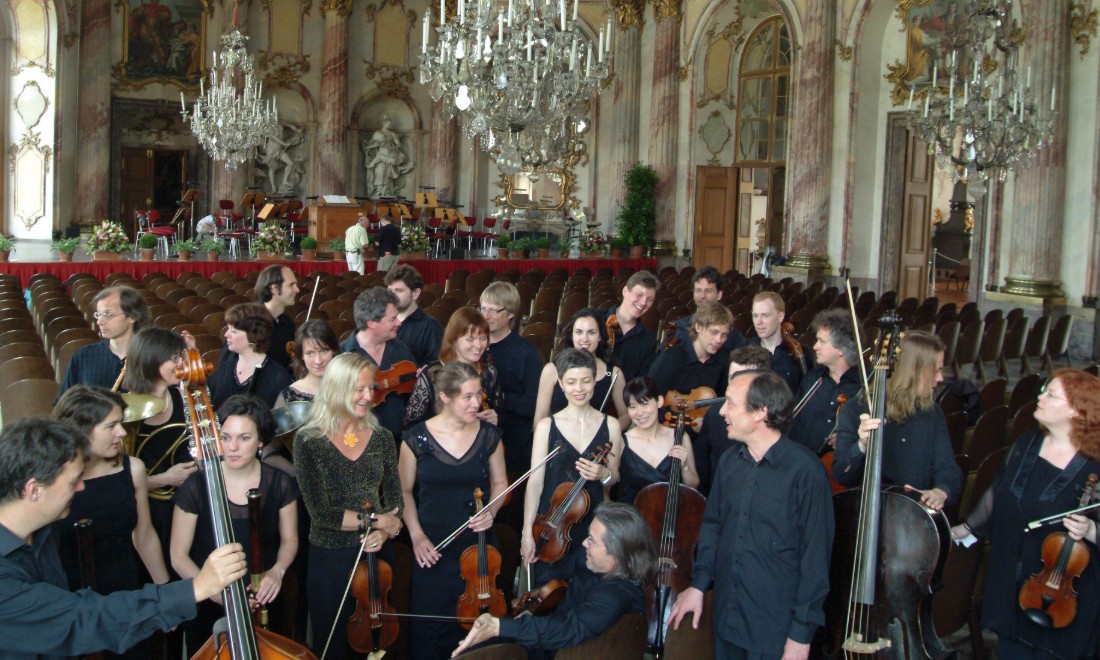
[208,303,293,410]
[617,376,699,505]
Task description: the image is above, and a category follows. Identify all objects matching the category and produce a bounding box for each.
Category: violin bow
[790,377,825,419]
[597,369,617,413]
[434,446,563,553]
[305,275,321,322]
[320,515,373,660]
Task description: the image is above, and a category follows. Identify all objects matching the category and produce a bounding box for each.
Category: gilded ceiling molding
[364,61,415,99]
[651,0,683,24]
[836,39,852,62]
[322,0,353,17]
[259,52,312,88]
[608,0,645,29]
[677,64,689,80]
[261,0,313,13]
[1071,2,1097,59]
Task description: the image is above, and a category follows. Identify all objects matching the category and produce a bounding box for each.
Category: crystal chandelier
[906,0,1055,183]
[418,0,611,173]
[180,5,278,171]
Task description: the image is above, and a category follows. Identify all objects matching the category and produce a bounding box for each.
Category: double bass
[175,348,316,660]
[632,400,706,657]
[824,320,953,659]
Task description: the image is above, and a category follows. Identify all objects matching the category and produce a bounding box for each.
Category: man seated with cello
[788,309,864,455]
[452,502,655,658]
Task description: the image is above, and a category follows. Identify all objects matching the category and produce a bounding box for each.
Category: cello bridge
[841,633,892,653]
[657,557,679,571]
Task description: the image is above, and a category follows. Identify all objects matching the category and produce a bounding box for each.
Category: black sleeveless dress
[617,436,674,505]
[403,420,502,660]
[550,367,615,415]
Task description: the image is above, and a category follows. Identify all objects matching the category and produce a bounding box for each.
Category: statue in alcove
[362,114,414,198]
[255,123,306,194]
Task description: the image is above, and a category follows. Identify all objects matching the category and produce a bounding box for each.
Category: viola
[372,360,418,405]
[1018,474,1099,628]
[634,402,706,655]
[347,501,399,654]
[175,348,316,660]
[531,443,613,563]
[781,321,808,376]
[511,578,568,616]
[457,488,507,629]
[818,393,850,496]
[661,387,723,423]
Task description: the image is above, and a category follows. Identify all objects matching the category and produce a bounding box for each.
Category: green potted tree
[508,237,529,259]
[616,163,657,258]
[137,233,158,261]
[0,235,14,263]
[328,236,346,261]
[300,236,318,261]
[201,237,226,261]
[496,235,511,259]
[51,237,80,262]
[534,236,551,259]
[609,236,628,258]
[175,239,195,262]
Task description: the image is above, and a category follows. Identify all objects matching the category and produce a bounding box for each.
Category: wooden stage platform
[0,254,657,288]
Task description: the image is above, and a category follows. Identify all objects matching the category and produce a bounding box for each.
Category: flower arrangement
[85,220,131,254]
[253,223,291,255]
[578,229,608,255]
[400,224,430,254]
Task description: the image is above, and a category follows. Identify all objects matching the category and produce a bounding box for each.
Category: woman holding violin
[403,307,500,432]
[522,349,624,576]
[170,394,299,652]
[208,302,293,411]
[294,352,404,659]
[534,308,629,429]
[276,318,342,406]
[951,369,1100,659]
[398,361,509,659]
[617,376,699,505]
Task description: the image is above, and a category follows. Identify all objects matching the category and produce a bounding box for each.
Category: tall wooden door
[898,132,933,300]
[693,166,751,273]
[120,148,154,238]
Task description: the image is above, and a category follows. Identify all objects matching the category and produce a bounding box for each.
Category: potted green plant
[201,237,226,261]
[364,233,377,260]
[496,235,511,259]
[253,223,290,260]
[85,220,132,261]
[508,237,528,259]
[399,224,430,259]
[534,236,551,259]
[137,233,158,261]
[51,237,80,262]
[300,236,318,261]
[328,236,346,261]
[615,162,657,258]
[175,239,195,262]
[0,235,14,262]
[578,229,607,258]
[609,236,628,258]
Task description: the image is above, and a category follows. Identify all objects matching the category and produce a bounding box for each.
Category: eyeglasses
[478,305,506,316]
[1039,383,1067,402]
[93,311,124,321]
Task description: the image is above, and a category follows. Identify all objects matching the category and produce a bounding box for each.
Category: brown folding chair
[1,378,60,423]
[555,613,647,660]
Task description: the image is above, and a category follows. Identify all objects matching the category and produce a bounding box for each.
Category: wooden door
[898,132,933,300]
[693,166,738,272]
[120,147,154,239]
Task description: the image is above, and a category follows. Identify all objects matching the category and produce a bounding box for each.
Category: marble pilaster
[646,0,681,253]
[316,0,352,195]
[608,0,644,214]
[74,0,111,224]
[428,101,457,203]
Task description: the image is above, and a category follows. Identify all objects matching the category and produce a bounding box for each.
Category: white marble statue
[256,123,306,194]
[362,114,414,198]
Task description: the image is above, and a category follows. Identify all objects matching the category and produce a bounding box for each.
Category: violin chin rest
[1022,607,1054,629]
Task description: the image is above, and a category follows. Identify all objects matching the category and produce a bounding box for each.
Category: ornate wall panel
[10,0,51,74]
[9,132,50,231]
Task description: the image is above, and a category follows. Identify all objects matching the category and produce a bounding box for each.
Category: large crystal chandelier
[906,0,1055,183]
[181,4,278,171]
[418,0,612,173]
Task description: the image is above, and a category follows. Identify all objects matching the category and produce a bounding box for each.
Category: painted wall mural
[113,0,211,89]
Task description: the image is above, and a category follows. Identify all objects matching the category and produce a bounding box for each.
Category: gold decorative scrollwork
[493,165,581,214]
[322,0,353,17]
[608,0,645,29]
[836,40,853,62]
[364,61,415,99]
[365,0,415,22]
[63,0,79,49]
[261,0,313,13]
[694,7,747,109]
[652,0,683,23]
[1072,2,1098,59]
[8,132,53,175]
[259,52,312,88]
[677,64,690,81]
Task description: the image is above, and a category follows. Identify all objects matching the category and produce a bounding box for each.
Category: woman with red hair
[952,369,1100,658]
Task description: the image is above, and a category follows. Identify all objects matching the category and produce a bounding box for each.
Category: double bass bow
[175,348,316,660]
[456,488,507,629]
[633,400,706,657]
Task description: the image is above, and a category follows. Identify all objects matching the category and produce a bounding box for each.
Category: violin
[781,321,808,376]
[456,488,507,629]
[246,489,268,629]
[661,387,723,423]
[1018,474,1099,628]
[175,348,316,660]
[660,319,679,350]
[531,443,613,564]
[372,360,418,405]
[634,401,706,656]
[347,501,399,653]
[74,519,105,660]
[511,578,568,616]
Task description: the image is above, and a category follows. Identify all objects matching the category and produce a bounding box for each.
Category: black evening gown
[403,420,502,660]
[616,437,674,506]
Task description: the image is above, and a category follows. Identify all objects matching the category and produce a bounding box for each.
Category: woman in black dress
[521,349,623,573]
[170,394,299,651]
[617,377,699,505]
[52,386,171,659]
[533,308,629,429]
[208,302,293,411]
[276,318,341,407]
[399,361,508,660]
[952,369,1100,659]
[403,306,499,431]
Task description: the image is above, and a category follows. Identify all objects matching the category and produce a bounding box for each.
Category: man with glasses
[669,266,744,353]
[58,286,150,399]
[481,282,542,472]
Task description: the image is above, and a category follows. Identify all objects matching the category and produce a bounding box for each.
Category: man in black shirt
[672,266,744,352]
[385,264,443,366]
[0,417,245,659]
[452,502,653,657]
[376,215,402,271]
[218,265,298,370]
[744,291,807,393]
[57,286,150,400]
[788,309,864,454]
[649,302,733,399]
[670,370,833,659]
[598,271,659,381]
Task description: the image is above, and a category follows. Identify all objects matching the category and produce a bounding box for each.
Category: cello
[632,400,706,657]
[456,488,507,629]
[824,319,953,659]
[175,348,316,660]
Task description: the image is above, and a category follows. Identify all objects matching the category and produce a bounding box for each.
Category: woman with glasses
[833,329,963,510]
[533,308,629,430]
[402,307,500,431]
[208,303,293,411]
[521,349,623,577]
[276,319,342,407]
[951,369,1100,659]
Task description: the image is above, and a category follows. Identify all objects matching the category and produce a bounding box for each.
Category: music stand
[242,192,265,230]
[415,192,438,207]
